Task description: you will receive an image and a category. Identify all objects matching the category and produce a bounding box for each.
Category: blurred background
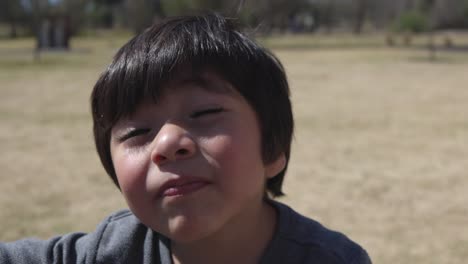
[1,1,468,264]
[2,0,468,44]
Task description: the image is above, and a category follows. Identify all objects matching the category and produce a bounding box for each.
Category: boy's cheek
[113,154,148,193]
[201,135,235,159]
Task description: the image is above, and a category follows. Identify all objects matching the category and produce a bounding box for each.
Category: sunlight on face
[110,71,284,243]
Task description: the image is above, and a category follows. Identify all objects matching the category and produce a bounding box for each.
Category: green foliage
[464,0,468,24]
[94,0,123,5]
[236,10,259,28]
[161,0,230,16]
[192,0,225,11]
[88,3,114,28]
[0,0,23,21]
[126,0,156,33]
[161,0,196,16]
[393,11,429,33]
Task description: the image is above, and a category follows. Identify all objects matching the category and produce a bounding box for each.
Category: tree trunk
[9,19,18,38]
[428,31,436,61]
[353,0,368,34]
[323,0,335,34]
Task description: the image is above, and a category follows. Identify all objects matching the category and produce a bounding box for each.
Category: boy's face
[110,71,285,242]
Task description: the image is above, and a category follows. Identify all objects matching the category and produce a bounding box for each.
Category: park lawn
[1,33,467,264]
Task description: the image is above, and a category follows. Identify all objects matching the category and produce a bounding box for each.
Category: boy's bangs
[95,14,254,130]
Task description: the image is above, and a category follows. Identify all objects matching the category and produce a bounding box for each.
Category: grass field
[1,32,467,263]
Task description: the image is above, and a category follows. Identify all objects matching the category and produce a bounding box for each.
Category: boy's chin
[156,216,218,244]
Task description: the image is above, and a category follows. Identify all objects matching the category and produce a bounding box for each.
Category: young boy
[0,13,371,264]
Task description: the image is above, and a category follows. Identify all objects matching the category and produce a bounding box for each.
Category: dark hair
[91,13,293,197]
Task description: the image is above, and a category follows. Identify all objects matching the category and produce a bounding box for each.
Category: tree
[58,0,89,35]
[127,0,163,33]
[0,0,27,38]
[431,0,468,29]
[353,0,369,34]
[24,0,88,36]
[192,0,226,12]
[91,0,124,28]
[161,0,234,17]
[161,0,195,16]
[321,0,336,33]
[239,0,309,33]
[28,0,48,40]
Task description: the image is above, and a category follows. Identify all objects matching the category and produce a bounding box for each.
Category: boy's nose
[151,123,196,166]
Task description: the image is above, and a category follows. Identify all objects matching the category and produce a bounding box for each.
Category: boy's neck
[171,200,277,264]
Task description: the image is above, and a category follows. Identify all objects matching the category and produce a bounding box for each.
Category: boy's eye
[190,107,224,118]
[118,128,151,142]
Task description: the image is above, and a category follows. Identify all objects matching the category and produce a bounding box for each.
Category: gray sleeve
[0,231,101,264]
[0,217,108,264]
[1,210,165,264]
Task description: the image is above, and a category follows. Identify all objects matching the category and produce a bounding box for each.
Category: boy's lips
[158,177,210,197]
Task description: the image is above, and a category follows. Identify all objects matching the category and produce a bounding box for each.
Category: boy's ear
[265,153,286,179]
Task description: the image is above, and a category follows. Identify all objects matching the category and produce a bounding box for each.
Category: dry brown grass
[1,33,467,263]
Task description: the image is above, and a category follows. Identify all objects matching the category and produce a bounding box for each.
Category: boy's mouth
[158,177,210,197]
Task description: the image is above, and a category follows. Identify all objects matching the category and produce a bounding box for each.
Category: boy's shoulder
[262,200,372,264]
[90,209,171,263]
[100,208,139,228]
[0,210,170,264]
